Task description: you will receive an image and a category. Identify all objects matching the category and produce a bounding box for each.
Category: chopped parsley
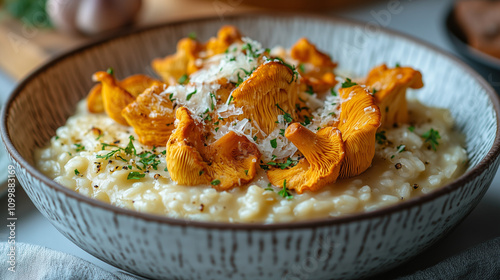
[137,151,161,170]
[298,63,306,73]
[242,42,259,58]
[376,131,387,145]
[331,88,337,96]
[300,116,311,126]
[276,103,293,123]
[408,126,415,132]
[227,95,234,104]
[244,170,249,175]
[199,170,204,176]
[74,169,80,175]
[186,89,197,101]
[422,128,441,151]
[187,31,197,40]
[164,167,168,172]
[253,136,258,142]
[305,86,315,95]
[270,139,278,149]
[168,93,176,102]
[106,67,114,75]
[211,179,221,186]
[279,129,285,136]
[396,144,406,153]
[395,62,401,68]
[341,78,357,88]
[372,89,378,95]
[127,172,145,180]
[74,143,85,152]
[178,74,188,84]
[278,179,293,200]
[277,158,298,170]
[97,136,136,160]
[264,187,274,191]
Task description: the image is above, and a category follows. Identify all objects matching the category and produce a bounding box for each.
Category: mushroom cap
[166,107,211,185]
[231,61,299,136]
[337,85,381,178]
[122,86,176,146]
[166,107,261,190]
[87,74,164,113]
[365,64,423,127]
[92,71,136,126]
[205,25,243,57]
[267,123,345,194]
[291,38,337,94]
[207,131,261,191]
[151,38,203,84]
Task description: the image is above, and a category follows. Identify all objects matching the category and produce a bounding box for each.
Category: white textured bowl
[2,14,500,280]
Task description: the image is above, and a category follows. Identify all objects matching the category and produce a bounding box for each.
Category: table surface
[2,0,500,278]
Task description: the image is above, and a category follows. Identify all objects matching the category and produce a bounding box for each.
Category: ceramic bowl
[2,14,500,280]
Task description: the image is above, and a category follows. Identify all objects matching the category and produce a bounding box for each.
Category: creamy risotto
[35,26,467,223]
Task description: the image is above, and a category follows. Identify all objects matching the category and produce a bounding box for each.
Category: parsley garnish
[124,136,137,156]
[301,116,311,126]
[395,62,401,68]
[264,187,274,191]
[97,136,136,160]
[199,170,204,176]
[305,86,315,95]
[211,179,221,186]
[331,88,337,96]
[372,89,378,95]
[376,131,387,144]
[106,67,114,75]
[422,128,441,151]
[186,89,197,101]
[277,158,298,169]
[227,95,234,104]
[74,169,80,175]
[178,74,188,84]
[127,172,145,180]
[244,170,249,175]
[270,139,278,149]
[396,144,406,153]
[298,63,305,73]
[164,167,168,172]
[278,179,293,200]
[279,129,285,136]
[341,78,357,88]
[253,136,258,142]
[74,143,85,152]
[137,151,161,170]
[276,103,293,123]
[209,92,216,111]
[187,31,197,40]
[168,93,176,102]
[408,126,415,132]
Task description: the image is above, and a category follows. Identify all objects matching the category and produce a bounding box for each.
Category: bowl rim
[2,12,500,230]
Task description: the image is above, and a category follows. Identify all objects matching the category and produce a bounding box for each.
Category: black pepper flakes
[413,184,419,189]
[123,166,128,170]
[94,185,99,188]
[108,160,113,164]
[200,204,205,212]
[114,140,120,144]
[154,174,161,179]
[395,163,402,169]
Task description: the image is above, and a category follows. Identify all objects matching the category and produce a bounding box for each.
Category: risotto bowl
[2,14,500,280]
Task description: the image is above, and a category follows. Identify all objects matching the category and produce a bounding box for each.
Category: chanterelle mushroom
[337,85,381,178]
[205,25,243,57]
[290,38,337,94]
[152,25,243,84]
[122,86,175,146]
[267,123,345,194]
[92,71,136,125]
[231,61,299,136]
[87,73,164,113]
[365,64,423,127]
[152,38,203,84]
[166,107,261,191]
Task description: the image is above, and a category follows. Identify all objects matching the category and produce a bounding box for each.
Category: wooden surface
[0,0,375,81]
[0,0,259,80]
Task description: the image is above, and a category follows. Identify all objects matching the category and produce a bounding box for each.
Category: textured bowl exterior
[3,14,500,280]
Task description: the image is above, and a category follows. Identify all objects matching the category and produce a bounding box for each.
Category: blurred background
[1,0,500,279]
